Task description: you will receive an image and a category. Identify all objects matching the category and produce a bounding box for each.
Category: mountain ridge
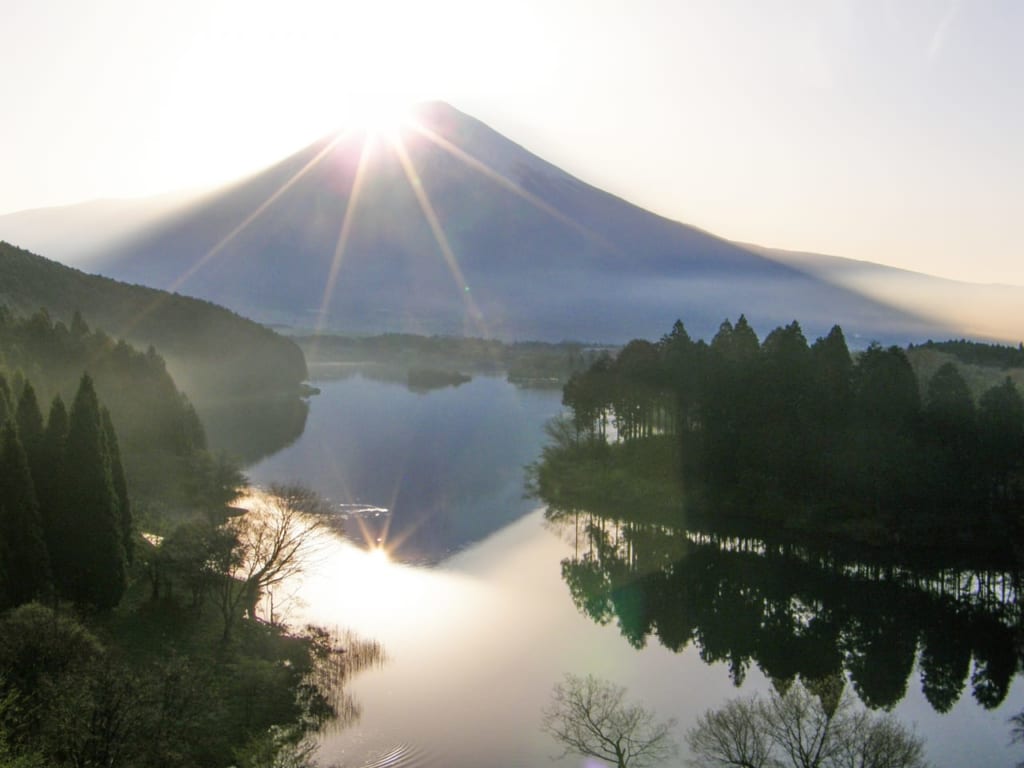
[0,240,307,399]
[2,102,1020,344]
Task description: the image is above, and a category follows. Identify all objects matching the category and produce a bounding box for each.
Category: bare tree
[542,673,678,768]
[687,697,773,768]
[1008,710,1024,768]
[687,681,928,768]
[212,484,324,643]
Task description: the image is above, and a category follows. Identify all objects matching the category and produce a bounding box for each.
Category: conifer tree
[0,373,11,427]
[15,382,44,477]
[731,314,761,361]
[810,325,853,420]
[925,363,975,436]
[39,396,68,566]
[978,377,1024,500]
[0,421,52,608]
[102,407,132,565]
[60,374,126,609]
[70,309,90,338]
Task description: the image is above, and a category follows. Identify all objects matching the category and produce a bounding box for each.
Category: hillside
[0,240,306,394]
[0,241,309,460]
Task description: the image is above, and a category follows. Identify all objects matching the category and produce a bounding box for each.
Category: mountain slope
[0,190,203,269]
[4,102,1019,344]
[0,241,307,401]
[744,243,1024,343]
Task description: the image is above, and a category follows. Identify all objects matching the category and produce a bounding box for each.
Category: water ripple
[357,743,436,768]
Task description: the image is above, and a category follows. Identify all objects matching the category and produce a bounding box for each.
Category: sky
[1,0,1022,286]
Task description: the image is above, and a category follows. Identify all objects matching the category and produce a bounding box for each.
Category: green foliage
[0,286,339,766]
[0,377,9,428]
[916,338,1024,369]
[12,385,42,472]
[0,424,50,610]
[0,306,244,510]
[0,604,104,741]
[37,397,67,566]
[58,374,126,609]
[554,315,1024,549]
[102,408,133,565]
[232,725,318,768]
[0,596,371,767]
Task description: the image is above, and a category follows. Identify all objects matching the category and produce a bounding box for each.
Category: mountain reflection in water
[248,374,565,563]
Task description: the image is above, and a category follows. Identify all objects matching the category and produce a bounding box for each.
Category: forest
[0,308,358,768]
[540,316,1024,552]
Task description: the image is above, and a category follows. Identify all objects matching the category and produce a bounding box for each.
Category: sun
[344,95,415,141]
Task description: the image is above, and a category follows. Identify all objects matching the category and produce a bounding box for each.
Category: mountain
[3,102,1020,344]
[0,190,203,269]
[743,243,1024,344]
[0,241,309,459]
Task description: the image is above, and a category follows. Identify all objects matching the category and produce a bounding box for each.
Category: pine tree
[101,407,132,565]
[0,422,52,608]
[60,374,126,609]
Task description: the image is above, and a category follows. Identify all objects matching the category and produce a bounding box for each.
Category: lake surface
[248,374,1024,768]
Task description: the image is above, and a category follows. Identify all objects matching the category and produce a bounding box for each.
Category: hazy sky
[1,0,1021,285]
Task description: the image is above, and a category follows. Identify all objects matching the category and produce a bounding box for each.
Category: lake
[247,373,1024,767]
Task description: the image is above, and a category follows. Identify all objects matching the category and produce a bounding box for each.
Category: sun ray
[409,121,619,254]
[314,135,374,337]
[392,135,489,337]
[116,130,355,362]
[352,512,384,551]
[166,129,354,296]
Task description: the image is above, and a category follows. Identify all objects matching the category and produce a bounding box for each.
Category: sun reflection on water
[290,526,483,649]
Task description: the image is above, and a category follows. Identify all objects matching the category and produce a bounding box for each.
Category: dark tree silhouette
[0,422,52,608]
[101,407,132,565]
[978,377,1024,502]
[58,374,126,609]
[38,396,68,567]
[14,382,44,473]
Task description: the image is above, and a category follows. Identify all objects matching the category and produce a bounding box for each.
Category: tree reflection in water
[545,506,1020,714]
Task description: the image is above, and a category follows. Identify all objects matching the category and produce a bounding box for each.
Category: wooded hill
[0,241,307,401]
[0,308,238,514]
